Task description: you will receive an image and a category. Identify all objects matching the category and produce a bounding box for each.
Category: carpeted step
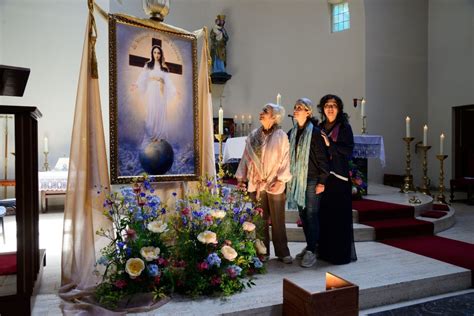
[353,199,415,222]
[419,210,448,219]
[383,235,474,284]
[361,218,434,240]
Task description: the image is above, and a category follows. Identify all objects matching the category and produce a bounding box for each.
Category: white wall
[0,0,110,180]
[427,0,474,184]
[116,0,366,133]
[0,0,365,183]
[365,0,428,185]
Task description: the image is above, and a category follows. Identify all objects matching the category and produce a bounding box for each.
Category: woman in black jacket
[317,94,357,264]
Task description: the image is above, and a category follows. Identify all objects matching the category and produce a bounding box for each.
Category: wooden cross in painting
[129,38,183,75]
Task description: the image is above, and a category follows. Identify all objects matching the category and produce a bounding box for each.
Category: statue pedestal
[211,72,232,84]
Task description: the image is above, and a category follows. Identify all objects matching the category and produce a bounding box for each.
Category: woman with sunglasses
[317,94,358,265]
[235,103,293,263]
[287,98,329,268]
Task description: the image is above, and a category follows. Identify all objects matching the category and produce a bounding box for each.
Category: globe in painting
[139,139,174,175]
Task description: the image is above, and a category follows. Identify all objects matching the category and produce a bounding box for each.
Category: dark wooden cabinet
[0,105,43,316]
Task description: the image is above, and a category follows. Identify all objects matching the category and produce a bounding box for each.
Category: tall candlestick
[241,115,245,124]
[277,93,281,106]
[440,133,445,155]
[423,125,428,146]
[361,98,366,118]
[405,116,411,138]
[248,115,252,124]
[44,136,49,153]
[218,107,224,134]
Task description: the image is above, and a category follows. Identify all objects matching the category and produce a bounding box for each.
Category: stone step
[285,222,374,242]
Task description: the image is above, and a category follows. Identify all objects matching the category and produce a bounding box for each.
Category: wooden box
[283,273,359,316]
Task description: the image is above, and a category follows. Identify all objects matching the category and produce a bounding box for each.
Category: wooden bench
[40,190,66,213]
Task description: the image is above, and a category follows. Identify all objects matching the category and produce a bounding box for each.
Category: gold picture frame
[109,14,200,184]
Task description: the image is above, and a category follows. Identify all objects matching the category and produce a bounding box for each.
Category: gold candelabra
[416,143,431,195]
[400,137,416,193]
[43,151,50,171]
[214,134,228,181]
[361,116,367,134]
[436,154,448,204]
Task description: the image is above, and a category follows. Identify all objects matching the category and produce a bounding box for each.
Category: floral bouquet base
[94,176,266,309]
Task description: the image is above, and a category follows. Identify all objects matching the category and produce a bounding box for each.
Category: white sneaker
[301,251,317,268]
[279,255,293,264]
[295,247,307,260]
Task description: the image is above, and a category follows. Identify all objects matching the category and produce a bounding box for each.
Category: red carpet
[0,253,17,275]
[383,236,474,284]
[353,199,415,222]
[353,199,433,240]
[419,210,448,219]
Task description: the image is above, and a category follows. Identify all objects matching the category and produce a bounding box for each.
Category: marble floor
[1,185,473,315]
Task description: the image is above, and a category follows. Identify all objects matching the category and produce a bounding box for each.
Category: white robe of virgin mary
[137,65,177,144]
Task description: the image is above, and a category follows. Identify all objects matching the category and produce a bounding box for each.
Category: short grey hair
[265,103,285,125]
[295,98,314,116]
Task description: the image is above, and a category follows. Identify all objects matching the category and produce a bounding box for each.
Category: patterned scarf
[287,121,313,208]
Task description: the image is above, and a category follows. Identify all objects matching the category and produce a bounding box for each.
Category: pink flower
[181,207,190,216]
[114,279,127,289]
[210,275,221,286]
[125,229,137,240]
[254,207,263,216]
[355,178,363,185]
[197,261,209,271]
[157,257,169,266]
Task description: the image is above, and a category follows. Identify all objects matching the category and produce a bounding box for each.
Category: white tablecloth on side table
[353,135,385,167]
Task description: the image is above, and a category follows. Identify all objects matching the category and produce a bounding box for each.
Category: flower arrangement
[95,179,172,309]
[167,178,266,297]
[94,176,266,309]
[349,160,367,200]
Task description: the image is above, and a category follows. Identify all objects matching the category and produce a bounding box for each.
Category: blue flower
[147,263,160,277]
[221,186,231,198]
[117,241,125,249]
[97,256,108,265]
[253,257,263,268]
[206,253,221,267]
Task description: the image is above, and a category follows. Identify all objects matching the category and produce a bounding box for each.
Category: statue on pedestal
[210,14,232,84]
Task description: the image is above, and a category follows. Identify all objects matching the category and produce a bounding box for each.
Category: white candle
[44,136,49,153]
[234,115,238,124]
[218,107,224,134]
[241,115,245,124]
[277,93,281,106]
[423,125,428,146]
[405,116,411,138]
[440,133,445,155]
[248,115,252,124]
[361,98,366,118]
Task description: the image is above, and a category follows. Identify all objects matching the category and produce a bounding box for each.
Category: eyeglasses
[324,104,338,109]
[293,105,308,112]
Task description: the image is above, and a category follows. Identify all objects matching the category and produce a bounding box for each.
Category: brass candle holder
[416,143,431,195]
[361,116,367,134]
[436,154,448,204]
[400,137,416,193]
[43,151,50,171]
[214,134,228,181]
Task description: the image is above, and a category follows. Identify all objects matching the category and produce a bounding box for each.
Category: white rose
[147,220,168,233]
[210,209,226,219]
[197,230,218,244]
[221,245,238,261]
[255,239,267,255]
[242,221,256,232]
[125,258,145,278]
[140,246,161,261]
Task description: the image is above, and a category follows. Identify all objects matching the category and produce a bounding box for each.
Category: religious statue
[210,14,232,84]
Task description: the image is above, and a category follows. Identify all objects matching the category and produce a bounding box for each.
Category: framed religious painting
[109,15,200,184]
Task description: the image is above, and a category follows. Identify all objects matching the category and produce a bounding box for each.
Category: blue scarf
[287,122,313,208]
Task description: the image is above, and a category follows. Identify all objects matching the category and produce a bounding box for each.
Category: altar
[214,135,385,182]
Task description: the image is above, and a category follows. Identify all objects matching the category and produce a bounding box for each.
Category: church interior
[0,0,473,315]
